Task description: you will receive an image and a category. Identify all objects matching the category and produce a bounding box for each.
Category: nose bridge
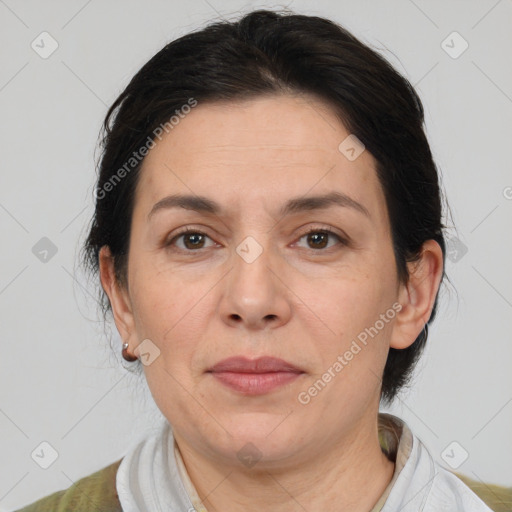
[233,232,275,302]
[229,199,279,276]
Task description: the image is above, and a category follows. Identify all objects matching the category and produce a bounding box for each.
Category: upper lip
[208,356,303,374]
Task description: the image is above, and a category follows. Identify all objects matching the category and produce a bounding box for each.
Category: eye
[165,227,216,251]
[295,227,348,251]
[164,225,348,253]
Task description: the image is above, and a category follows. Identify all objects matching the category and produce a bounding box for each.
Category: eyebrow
[147,191,370,221]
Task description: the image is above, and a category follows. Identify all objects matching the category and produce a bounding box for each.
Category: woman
[15,8,510,512]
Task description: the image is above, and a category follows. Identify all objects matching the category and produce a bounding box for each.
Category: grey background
[1,0,511,509]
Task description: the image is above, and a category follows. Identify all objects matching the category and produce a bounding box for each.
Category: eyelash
[164,225,349,254]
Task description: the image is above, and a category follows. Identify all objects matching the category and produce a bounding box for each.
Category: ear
[390,239,444,349]
[98,246,137,347]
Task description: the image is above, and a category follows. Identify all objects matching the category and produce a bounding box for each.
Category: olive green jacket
[15,459,123,512]
[14,458,512,511]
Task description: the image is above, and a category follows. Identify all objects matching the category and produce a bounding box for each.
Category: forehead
[133,93,382,219]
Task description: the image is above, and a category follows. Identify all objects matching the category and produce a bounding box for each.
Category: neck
[174,411,396,512]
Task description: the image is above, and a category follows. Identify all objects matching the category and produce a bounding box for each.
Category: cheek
[129,254,186,328]
[300,269,389,327]
[295,266,397,371]
[129,266,220,379]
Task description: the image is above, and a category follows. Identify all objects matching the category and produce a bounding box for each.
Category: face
[103,93,425,470]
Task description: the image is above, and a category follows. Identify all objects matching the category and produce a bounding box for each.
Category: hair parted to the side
[81,9,447,405]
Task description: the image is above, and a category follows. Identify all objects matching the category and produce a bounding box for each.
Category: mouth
[207,356,305,395]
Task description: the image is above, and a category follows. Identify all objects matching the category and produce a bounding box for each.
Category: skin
[100,93,444,511]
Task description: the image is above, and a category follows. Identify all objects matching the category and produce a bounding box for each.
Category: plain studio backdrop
[1,0,511,509]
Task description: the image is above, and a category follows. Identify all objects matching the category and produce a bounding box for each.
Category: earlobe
[98,246,136,346]
[390,240,444,350]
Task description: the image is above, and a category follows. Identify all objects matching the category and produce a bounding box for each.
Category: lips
[209,356,303,374]
[207,356,304,395]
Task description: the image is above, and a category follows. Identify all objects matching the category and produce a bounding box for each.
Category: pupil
[310,232,327,249]
[186,233,203,248]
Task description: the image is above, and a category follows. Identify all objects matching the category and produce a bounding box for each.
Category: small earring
[122,342,138,362]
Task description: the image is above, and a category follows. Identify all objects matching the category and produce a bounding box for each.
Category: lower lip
[210,371,303,395]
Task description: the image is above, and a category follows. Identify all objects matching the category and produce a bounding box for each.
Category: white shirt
[116,413,493,511]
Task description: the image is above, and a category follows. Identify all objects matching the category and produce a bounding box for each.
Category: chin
[214,415,301,458]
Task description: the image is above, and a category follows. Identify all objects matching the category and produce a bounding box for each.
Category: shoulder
[425,465,494,511]
[393,425,506,512]
[13,458,123,512]
[452,471,512,512]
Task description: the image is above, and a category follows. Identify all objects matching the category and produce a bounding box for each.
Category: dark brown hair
[82,9,447,405]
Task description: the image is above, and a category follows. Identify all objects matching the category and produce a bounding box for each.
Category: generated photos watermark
[94,97,198,200]
[297,302,402,405]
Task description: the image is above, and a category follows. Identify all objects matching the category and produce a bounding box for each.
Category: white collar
[116,421,195,512]
[116,413,492,512]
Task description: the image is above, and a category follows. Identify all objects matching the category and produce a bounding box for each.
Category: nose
[218,237,292,331]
